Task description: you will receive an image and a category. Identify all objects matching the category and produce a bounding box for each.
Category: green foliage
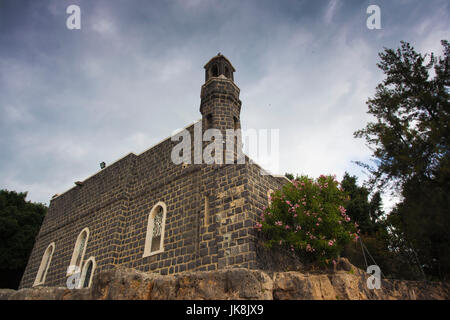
[0,190,47,288]
[340,172,384,235]
[354,40,450,280]
[284,173,295,181]
[256,175,359,265]
[338,172,425,280]
[342,232,423,280]
[354,40,450,193]
[388,177,450,279]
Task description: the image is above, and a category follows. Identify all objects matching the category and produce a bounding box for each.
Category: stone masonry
[19,54,289,289]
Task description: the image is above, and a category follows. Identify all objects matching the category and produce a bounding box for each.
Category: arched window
[211,64,219,77]
[33,242,55,286]
[143,202,167,257]
[68,227,89,276]
[80,257,96,288]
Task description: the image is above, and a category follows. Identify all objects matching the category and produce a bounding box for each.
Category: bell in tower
[204,52,235,82]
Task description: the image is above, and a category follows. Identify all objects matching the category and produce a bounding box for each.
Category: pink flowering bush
[256,175,360,265]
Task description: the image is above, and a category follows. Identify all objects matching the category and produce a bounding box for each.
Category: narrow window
[224,66,230,78]
[206,114,213,130]
[80,257,96,288]
[233,116,239,155]
[68,228,89,276]
[211,64,219,77]
[204,195,210,226]
[33,242,55,286]
[143,202,167,257]
[267,189,274,206]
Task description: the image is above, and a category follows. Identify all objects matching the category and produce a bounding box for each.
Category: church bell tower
[200,53,242,134]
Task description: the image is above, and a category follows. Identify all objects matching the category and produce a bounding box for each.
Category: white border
[33,242,55,287]
[67,227,90,276]
[79,256,96,289]
[143,201,167,257]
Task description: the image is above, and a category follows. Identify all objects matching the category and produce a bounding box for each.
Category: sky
[0,0,449,210]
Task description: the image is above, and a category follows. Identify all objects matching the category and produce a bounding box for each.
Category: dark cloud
[0,0,448,211]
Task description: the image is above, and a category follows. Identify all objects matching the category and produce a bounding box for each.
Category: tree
[354,40,450,280]
[340,172,383,235]
[0,190,47,289]
[285,173,295,181]
[355,40,449,192]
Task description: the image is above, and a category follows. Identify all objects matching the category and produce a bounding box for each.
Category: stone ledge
[3,261,449,300]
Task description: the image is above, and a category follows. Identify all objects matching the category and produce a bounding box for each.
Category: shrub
[255,175,360,265]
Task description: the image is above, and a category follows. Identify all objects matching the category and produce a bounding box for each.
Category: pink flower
[275,221,283,226]
[285,225,290,230]
[328,240,334,246]
[293,214,298,218]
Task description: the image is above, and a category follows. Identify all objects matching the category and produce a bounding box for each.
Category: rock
[2,264,449,300]
[335,257,353,272]
[86,267,272,300]
[273,272,337,300]
[0,289,16,300]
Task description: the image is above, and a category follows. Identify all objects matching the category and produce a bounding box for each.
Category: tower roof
[204,53,236,72]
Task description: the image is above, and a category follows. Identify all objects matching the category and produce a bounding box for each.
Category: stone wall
[19,121,283,288]
[20,153,136,288]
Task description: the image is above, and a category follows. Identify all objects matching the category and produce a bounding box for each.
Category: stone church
[20,54,289,289]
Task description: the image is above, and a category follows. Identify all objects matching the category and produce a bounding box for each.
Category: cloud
[324,0,340,25]
[0,0,449,214]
